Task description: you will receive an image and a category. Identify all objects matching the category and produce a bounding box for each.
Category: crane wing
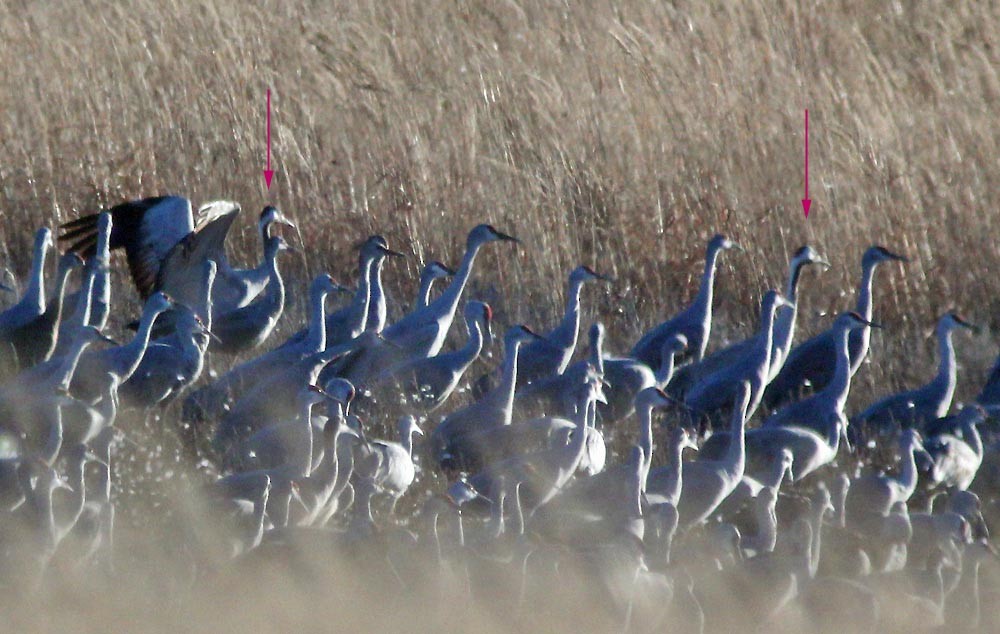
[156,202,240,308]
[59,195,195,299]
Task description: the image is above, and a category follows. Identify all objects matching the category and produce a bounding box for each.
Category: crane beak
[495,230,520,244]
[817,257,832,269]
[382,247,406,258]
[865,319,884,329]
[98,333,121,346]
[0,283,13,293]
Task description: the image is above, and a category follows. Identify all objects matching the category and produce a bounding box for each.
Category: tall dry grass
[1,1,1000,629]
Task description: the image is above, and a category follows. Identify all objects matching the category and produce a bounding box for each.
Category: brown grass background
[1,1,1000,630]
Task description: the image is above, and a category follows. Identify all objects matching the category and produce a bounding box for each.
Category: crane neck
[40,405,64,466]
[348,255,375,336]
[428,239,485,326]
[118,303,169,379]
[751,494,778,554]
[930,327,958,403]
[654,350,677,387]
[587,332,605,377]
[297,400,317,478]
[549,277,585,350]
[401,427,416,458]
[724,400,747,479]
[366,257,388,334]
[637,404,655,485]
[304,286,330,352]
[69,270,96,332]
[55,337,92,392]
[855,260,880,321]
[756,300,781,380]
[659,436,687,504]
[785,258,807,303]
[457,319,485,366]
[416,271,436,310]
[896,443,921,499]
[494,337,525,425]
[60,456,89,537]
[693,243,723,316]
[961,416,984,460]
[25,235,50,315]
[819,326,854,412]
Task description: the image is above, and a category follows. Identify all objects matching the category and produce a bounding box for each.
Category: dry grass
[2,0,1000,630]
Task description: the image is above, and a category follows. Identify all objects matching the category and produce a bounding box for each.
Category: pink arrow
[263,88,274,190]
[802,109,811,218]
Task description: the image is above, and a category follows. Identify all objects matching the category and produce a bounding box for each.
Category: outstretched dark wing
[60,195,195,299]
[157,201,240,307]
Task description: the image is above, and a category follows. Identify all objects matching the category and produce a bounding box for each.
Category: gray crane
[357,415,423,516]
[683,290,791,425]
[846,429,928,529]
[630,234,740,368]
[762,312,879,435]
[185,273,348,422]
[7,253,83,370]
[67,292,174,404]
[209,235,293,354]
[852,313,976,434]
[513,322,607,419]
[59,196,242,308]
[0,228,53,339]
[677,381,752,527]
[414,261,456,310]
[369,301,493,411]
[212,205,296,315]
[923,404,986,490]
[669,245,826,395]
[381,224,518,360]
[765,246,907,408]
[430,324,541,470]
[600,334,688,424]
[515,265,609,387]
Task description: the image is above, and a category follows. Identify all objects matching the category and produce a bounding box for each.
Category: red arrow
[802,109,811,218]
[263,88,274,190]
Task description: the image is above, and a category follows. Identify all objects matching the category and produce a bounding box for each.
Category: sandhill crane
[923,404,986,490]
[683,291,791,425]
[766,246,906,408]
[677,381,752,527]
[430,325,541,470]
[515,265,608,386]
[369,301,493,411]
[414,261,456,310]
[382,224,518,359]
[209,235,293,354]
[0,228,53,341]
[212,205,296,315]
[631,234,740,368]
[669,245,826,394]
[846,429,928,529]
[358,415,423,516]
[702,409,849,482]
[763,312,879,435]
[59,293,171,406]
[645,427,699,507]
[600,334,688,424]
[59,196,241,308]
[7,253,83,369]
[852,313,976,434]
[513,322,607,419]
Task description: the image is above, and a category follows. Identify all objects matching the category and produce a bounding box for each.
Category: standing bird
[209,235,293,354]
[852,313,976,434]
[515,265,609,387]
[67,292,174,404]
[7,253,84,369]
[430,325,541,469]
[631,234,740,368]
[382,224,518,360]
[359,415,424,517]
[59,196,241,308]
[369,301,493,411]
[211,205,296,316]
[763,312,879,435]
[923,404,986,490]
[765,246,907,408]
[0,228,53,342]
[677,381,752,527]
[846,429,928,528]
[683,291,792,425]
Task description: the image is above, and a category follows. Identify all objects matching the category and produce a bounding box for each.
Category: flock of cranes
[0,194,999,631]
